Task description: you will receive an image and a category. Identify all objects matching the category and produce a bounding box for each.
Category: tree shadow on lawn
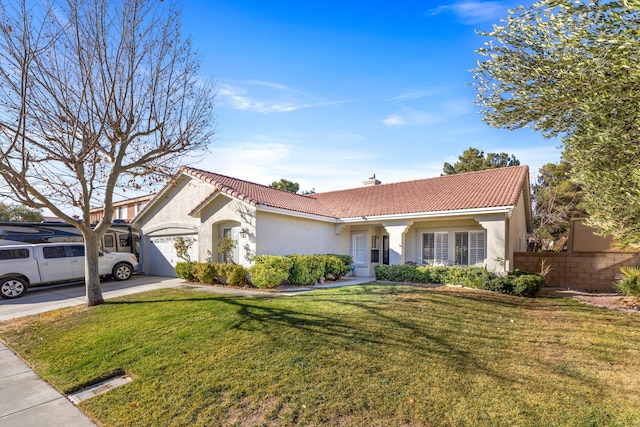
[104,286,628,405]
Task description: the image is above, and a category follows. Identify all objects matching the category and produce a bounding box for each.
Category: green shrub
[322,254,351,279]
[511,274,544,297]
[324,254,353,271]
[375,263,541,298]
[288,255,326,285]
[225,264,248,286]
[485,276,512,293]
[192,262,218,284]
[614,266,640,297]
[249,255,294,288]
[428,266,452,285]
[374,264,430,283]
[215,263,248,286]
[485,273,543,297]
[175,262,197,281]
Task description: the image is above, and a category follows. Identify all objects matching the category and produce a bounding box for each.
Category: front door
[382,236,390,265]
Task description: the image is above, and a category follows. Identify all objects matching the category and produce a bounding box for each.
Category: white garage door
[147,235,198,277]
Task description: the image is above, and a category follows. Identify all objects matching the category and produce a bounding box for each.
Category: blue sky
[181,0,561,193]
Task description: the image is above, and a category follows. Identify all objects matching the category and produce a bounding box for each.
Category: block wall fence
[513,252,640,292]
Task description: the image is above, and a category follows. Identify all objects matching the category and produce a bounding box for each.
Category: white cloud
[382,108,441,127]
[427,2,510,24]
[217,80,342,114]
[387,88,447,102]
[382,115,405,126]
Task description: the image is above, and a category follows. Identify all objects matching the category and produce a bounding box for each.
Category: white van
[0,243,138,299]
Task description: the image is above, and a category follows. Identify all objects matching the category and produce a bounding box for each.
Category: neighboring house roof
[179,165,530,220]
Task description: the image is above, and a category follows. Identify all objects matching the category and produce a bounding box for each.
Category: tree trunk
[84,232,105,307]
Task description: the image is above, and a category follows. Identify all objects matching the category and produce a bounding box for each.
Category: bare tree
[0,0,215,306]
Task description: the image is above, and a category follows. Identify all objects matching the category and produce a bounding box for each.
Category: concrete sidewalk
[0,342,96,426]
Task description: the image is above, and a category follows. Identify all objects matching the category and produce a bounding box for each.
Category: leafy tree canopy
[270,179,300,193]
[0,203,44,222]
[473,0,640,246]
[532,155,587,245]
[443,147,520,175]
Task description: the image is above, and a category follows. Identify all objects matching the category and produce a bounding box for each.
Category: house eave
[338,206,515,223]
[256,204,339,222]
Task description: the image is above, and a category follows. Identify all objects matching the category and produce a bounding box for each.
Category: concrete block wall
[513,252,640,292]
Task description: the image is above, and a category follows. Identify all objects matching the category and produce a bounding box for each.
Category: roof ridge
[314,165,530,195]
[181,166,315,199]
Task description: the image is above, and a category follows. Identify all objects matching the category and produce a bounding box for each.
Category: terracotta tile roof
[181,165,529,220]
[181,167,337,218]
[314,166,530,218]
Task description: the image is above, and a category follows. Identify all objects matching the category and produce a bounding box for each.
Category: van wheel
[112,263,133,281]
[0,277,27,299]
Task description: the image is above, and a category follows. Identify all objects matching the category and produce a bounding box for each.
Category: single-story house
[132,165,532,277]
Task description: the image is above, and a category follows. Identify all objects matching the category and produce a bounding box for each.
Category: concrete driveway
[0,275,183,322]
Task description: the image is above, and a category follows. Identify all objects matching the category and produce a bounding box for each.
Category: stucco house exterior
[132,165,532,277]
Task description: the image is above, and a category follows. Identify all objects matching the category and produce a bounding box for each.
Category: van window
[118,234,130,249]
[43,246,68,259]
[103,234,115,248]
[0,248,30,260]
[68,245,85,257]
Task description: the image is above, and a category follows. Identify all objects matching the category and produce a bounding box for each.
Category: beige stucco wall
[137,176,208,234]
[568,220,615,252]
[197,195,257,267]
[255,211,347,258]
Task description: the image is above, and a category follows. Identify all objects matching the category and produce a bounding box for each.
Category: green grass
[1,285,640,426]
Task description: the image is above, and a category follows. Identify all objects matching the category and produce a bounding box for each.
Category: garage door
[147,235,198,277]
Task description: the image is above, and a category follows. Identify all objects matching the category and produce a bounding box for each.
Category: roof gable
[178,165,530,220]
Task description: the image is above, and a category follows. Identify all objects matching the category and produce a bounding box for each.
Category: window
[222,227,240,263]
[423,232,448,265]
[370,235,380,263]
[0,248,30,260]
[118,234,131,249]
[455,231,486,266]
[68,245,85,257]
[352,234,366,265]
[43,246,67,259]
[103,234,115,248]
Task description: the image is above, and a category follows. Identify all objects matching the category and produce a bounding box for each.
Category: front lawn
[1,285,639,426]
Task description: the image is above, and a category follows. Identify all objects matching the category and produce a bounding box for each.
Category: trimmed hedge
[216,263,248,286]
[176,262,197,281]
[176,262,248,286]
[193,262,218,284]
[249,255,295,288]
[323,254,353,280]
[287,254,326,285]
[375,264,543,297]
[249,254,354,287]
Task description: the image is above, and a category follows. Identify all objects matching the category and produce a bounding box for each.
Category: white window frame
[454,231,486,266]
[222,227,240,263]
[352,233,367,265]
[423,232,449,265]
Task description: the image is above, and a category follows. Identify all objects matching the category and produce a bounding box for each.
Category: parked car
[0,243,138,299]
